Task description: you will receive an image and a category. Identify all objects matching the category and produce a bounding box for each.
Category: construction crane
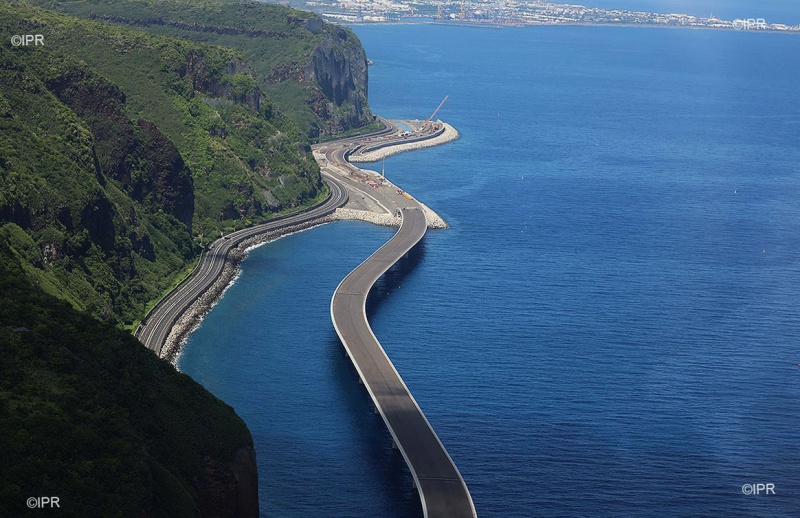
[422,95,449,132]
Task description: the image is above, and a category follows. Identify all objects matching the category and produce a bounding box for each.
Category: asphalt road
[331,208,477,518]
[135,177,348,355]
[137,116,438,357]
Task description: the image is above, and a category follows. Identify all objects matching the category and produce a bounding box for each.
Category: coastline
[157,120,457,364]
[349,122,459,163]
[165,215,337,364]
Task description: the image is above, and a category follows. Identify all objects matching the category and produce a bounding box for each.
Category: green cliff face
[0,3,379,513]
[0,245,258,518]
[19,0,375,138]
[0,3,323,325]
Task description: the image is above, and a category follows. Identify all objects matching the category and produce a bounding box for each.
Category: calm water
[180,25,800,516]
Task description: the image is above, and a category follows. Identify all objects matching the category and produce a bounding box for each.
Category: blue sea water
[180,25,800,517]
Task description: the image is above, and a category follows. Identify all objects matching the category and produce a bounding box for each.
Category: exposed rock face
[45,69,196,232]
[232,446,259,518]
[264,21,372,136]
[182,52,263,112]
[305,26,371,135]
[137,119,195,231]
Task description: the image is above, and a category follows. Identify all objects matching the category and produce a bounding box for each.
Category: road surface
[331,208,477,518]
[135,177,347,355]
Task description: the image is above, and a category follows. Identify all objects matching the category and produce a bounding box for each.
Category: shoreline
[349,122,459,163]
[344,19,800,35]
[167,200,449,366]
[165,215,337,365]
[158,118,457,364]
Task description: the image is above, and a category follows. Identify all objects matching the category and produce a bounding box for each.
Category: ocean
[179,24,800,517]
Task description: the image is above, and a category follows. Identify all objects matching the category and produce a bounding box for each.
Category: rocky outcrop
[232,446,259,518]
[45,68,196,232]
[264,21,372,137]
[182,52,263,112]
[137,119,195,231]
[304,26,371,135]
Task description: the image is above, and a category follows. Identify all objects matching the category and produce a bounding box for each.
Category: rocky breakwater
[161,215,337,363]
[333,203,447,230]
[349,122,460,163]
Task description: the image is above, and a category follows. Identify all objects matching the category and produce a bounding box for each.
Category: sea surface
[179,24,800,517]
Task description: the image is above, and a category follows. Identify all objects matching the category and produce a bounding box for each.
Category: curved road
[135,177,348,355]
[331,208,477,518]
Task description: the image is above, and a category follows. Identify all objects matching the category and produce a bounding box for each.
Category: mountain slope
[0,243,258,517]
[17,0,375,137]
[0,3,325,324]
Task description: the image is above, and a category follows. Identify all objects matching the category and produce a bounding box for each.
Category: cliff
[0,3,324,325]
[22,0,376,138]
[0,2,380,515]
[303,26,372,135]
[0,245,258,518]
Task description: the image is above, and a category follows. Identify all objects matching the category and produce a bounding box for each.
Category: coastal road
[331,208,477,518]
[135,177,348,356]
[137,115,442,357]
[314,124,430,217]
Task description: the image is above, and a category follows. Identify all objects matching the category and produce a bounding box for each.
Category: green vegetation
[0,3,324,325]
[0,244,254,517]
[18,0,375,137]
[0,2,378,514]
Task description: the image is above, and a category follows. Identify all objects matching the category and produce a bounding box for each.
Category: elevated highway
[331,208,476,518]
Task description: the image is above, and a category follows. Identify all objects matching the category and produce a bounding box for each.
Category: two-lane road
[136,177,347,356]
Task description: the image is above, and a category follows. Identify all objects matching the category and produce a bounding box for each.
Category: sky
[572,0,800,25]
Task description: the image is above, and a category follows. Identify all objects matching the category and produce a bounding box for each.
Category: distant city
[285,0,800,32]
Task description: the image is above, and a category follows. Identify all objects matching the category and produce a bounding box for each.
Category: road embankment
[162,215,337,363]
[349,122,459,163]
[332,202,446,229]
[142,116,457,361]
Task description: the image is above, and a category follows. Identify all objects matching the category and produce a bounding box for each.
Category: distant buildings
[310,0,799,33]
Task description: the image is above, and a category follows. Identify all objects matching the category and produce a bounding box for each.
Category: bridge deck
[331,208,476,518]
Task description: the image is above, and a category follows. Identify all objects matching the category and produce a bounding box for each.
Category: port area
[312,118,455,228]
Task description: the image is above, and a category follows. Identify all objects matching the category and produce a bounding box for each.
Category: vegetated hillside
[0,3,325,325]
[20,0,376,138]
[0,244,258,518]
